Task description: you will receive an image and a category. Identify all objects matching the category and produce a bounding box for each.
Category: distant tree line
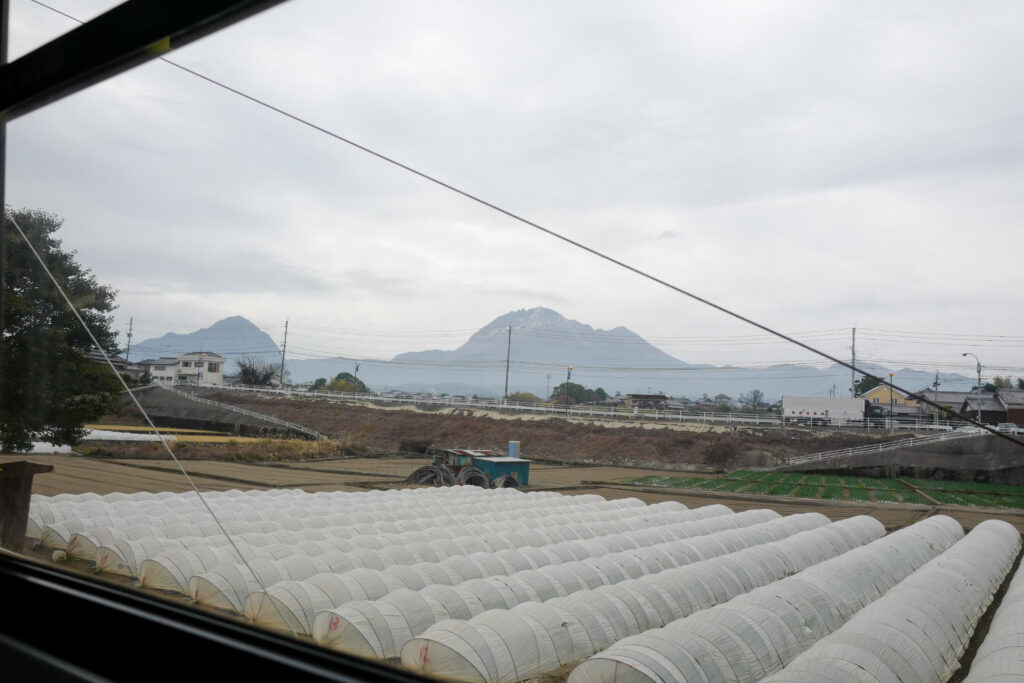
[312,372,368,394]
[549,382,608,405]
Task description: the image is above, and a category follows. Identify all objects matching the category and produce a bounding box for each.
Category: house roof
[997,390,1024,408]
[861,384,906,400]
[85,348,126,364]
[144,357,180,366]
[962,396,1004,412]
[180,351,228,360]
[917,390,975,405]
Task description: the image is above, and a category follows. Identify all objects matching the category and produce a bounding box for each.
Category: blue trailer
[471,456,531,486]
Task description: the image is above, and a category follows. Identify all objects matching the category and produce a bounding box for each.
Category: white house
[143,352,227,386]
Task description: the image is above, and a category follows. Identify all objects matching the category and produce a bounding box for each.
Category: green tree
[854,376,882,396]
[551,381,587,405]
[2,209,122,452]
[327,371,367,393]
[508,391,542,403]
[311,377,327,391]
[236,356,278,385]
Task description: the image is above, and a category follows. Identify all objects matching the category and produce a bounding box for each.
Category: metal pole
[850,326,856,396]
[564,366,572,409]
[963,352,982,424]
[889,372,894,430]
[503,324,511,399]
[278,319,288,388]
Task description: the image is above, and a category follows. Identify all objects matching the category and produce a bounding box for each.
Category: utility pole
[850,327,857,397]
[933,371,941,426]
[124,316,134,362]
[564,366,573,408]
[279,319,289,388]
[889,372,895,430]
[354,361,360,379]
[546,374,551,401]
[503,324,511,399]
[963,352,982,424]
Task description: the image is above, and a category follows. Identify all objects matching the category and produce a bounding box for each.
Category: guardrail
[782,428,985,467]
[159,385,323,440]
[195,383,959,431]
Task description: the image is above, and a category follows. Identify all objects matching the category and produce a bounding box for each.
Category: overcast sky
[7,0,1024,380]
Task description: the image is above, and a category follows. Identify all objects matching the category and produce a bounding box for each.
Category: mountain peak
[130,315,279,365]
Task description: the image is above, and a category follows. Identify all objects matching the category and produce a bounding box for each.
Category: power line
[26,0,1023,446]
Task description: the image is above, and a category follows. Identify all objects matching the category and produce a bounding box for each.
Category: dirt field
[9,452,1024,535]
[115,388,911,471]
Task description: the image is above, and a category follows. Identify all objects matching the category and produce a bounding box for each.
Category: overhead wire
[2,209,301,638]
[24,0,1024,447]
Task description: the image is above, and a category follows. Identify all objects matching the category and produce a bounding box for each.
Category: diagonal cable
[24,0,1024,447]
[3,208,300,638]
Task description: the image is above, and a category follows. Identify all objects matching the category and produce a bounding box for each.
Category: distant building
[914,390,975,419]
[960,394,1005,424]
[860,384,909,406]
[141,351,227,386]
[625,394,669,409]
[997,390,1024,424]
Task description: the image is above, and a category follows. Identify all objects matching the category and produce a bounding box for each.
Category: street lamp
[889,373,894,430]
[963,352,982,424]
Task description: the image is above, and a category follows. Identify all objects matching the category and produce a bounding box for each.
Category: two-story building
[142,352,227,386]
[860,384,909,407]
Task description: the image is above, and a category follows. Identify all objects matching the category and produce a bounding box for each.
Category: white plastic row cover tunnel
[121,502,733,589]
[759,518,1020,683]
[398,515,885,682]
[30,487,623,545]
[32,488,655,551]
[59,493,699,566]
[220,506,749,616]
[89,495,714,577]
[966,533,1024,682]
[569,514,965,683]
[259,508,781,636]
[70,498,700,563]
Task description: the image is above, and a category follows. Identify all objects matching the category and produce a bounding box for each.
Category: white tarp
[401,515,882,682]
[569,515,966,683]
[757,519,1019,683]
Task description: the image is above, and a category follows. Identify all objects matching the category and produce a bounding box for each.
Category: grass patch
[742,480,781,495]
[897,490,931,505]
[847,487,873,502]
[872,489,898,503]
[717,479,753,492]
[792,484,821,499]
[766,482,798,496]
[821,486,845,501]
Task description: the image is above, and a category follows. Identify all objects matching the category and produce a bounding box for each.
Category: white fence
[198,383,958,432]
[160,385,323,440]
[782,427,985,467]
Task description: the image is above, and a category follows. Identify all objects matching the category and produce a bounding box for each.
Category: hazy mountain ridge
[130,316,281,371]
[136,310,974,399]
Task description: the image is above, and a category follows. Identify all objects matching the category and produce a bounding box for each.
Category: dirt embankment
[103,390,899,471]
